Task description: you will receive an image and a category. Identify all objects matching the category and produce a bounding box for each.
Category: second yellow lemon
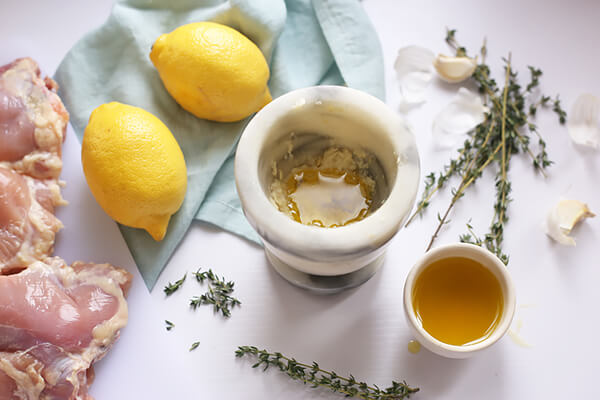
[150,22,272,122]
[82,102,187,241]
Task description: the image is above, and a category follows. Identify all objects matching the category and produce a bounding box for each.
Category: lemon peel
[150,22,271,122]
[82,102,187,241]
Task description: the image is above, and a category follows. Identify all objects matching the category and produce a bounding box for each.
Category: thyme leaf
[236,346,418,399]
[163,273,187,296]
[189,341,200,352]
[165,320,175,331]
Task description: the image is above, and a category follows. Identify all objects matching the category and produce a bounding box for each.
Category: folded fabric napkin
[55,0,384,290]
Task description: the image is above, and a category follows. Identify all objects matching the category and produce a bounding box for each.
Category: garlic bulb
[567,93,600,149]
[545,199,595,246]
[434,54,477,83]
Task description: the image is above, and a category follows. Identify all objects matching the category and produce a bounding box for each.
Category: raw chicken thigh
[0,57,132,400]
[0,167,64,274]
[0,57,68,274]
[0,258,132,399]
[0,58,68,180]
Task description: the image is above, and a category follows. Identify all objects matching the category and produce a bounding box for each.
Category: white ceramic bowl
[403,243,517,358]
[234,86,420,278]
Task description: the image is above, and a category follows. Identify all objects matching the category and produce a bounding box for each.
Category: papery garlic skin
[567,93,600,149]
[434,54,477,83]
[432,87,488,149]
[394,46,435,108]
[545,199,596,246]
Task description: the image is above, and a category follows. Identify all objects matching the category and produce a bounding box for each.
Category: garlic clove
[434,54,478,83]
[545,199,596,246]
[567,93,600,149]
[432,87,488,149]
[394,46,435,108]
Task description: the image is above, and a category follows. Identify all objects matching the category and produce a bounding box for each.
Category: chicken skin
[0,258,132,400]
[0,167,64,275]
[0,58,68,180]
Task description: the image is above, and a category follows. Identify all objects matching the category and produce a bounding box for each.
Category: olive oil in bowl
[411,256,504,346]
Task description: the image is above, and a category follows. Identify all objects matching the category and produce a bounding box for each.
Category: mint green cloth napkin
[55,0,384,290]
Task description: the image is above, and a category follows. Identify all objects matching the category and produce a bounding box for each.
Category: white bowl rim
[403,242,517,356]
[234,85,420,258]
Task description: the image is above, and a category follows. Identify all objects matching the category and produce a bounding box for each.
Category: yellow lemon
[82,102,187,241]
[149,21,271,122]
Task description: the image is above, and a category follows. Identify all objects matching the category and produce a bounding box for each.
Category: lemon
[149,21,271,122]
[82,102,187,241]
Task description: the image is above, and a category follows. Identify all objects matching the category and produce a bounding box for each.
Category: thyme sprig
[236,346,418,400]
[163,273,186,296]
[190,268,241,317]
[406,29,566,263]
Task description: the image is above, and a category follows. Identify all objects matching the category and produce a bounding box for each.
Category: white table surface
[2,1,599,399]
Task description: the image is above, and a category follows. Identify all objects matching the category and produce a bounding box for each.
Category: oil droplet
[508,319,533,348]
[407,340,421,354]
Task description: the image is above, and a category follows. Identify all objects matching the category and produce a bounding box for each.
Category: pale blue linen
[54,0,384,289]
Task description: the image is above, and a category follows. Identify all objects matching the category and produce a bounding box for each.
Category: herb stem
[514,130,547,178]
[405,142,472,226]
[461,118,495,178]
[236,346,418,399]
[495,154,510,233]
[500,54,510,184]
[425,140,502,251]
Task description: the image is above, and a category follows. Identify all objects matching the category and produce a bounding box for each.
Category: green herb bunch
[190,268,241,317]
[236,346,418,399]
[405,29,567,264]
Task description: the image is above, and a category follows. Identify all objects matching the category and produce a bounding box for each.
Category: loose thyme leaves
[190,268,241,317]
[406,29,567,264]
[164,273,187,296]
[236,346,418,400]
[165,320,175,331]
[189,342,200,352]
